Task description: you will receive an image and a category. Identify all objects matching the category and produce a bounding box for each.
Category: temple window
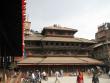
[45,42,49,45]
[61,42,64,46]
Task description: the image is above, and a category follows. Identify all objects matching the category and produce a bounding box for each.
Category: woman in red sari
[77,72,84,83]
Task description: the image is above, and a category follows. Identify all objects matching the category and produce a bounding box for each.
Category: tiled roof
[93,41,110,48]
[24,34,95,43]
[79,57,102,64]
[42,37,95,43]
[18,57,44,64]
[43,24,77,32]
[24,33,43,41]
[18,57,102,65]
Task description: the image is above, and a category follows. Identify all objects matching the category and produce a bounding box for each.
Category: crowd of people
[20,67,110,83]
[0,66,110,83]
[21,69,64,83]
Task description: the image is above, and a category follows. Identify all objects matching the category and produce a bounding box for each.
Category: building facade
[95,23,110,42]
[18,24,102,75]
[25,25,94,57]
[93,23,110,68]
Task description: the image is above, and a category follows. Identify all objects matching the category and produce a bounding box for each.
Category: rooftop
[25,35,95,43]
[42,37,95,43]
[43,24,78,32]
[18,57,102,65]
[93,41,110,48]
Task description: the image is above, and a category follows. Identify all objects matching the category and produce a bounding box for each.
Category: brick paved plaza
[3,73,110,83]
[41,76,110,83]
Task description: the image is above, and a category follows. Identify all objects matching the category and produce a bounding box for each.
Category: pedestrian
[31,72,36,83]
[76,72,84,83]
[60,69,64,77]
[26,71,29,79]
[50,70,53,77]
[42,71,47,80]
[108,70,110,78]
[91,68,95,73]
[92,73,99,83]
[35,70,41,83]
[0,73,2,83]
[55,71,60,83]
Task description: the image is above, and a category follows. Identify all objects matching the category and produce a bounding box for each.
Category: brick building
[18,24,102,75]
[93,23,110,68]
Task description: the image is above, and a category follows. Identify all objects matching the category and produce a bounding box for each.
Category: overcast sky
[26,0,110,39]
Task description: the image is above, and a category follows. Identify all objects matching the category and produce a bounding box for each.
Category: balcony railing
[43,46,89,50]
[25,46,42,49]
[25,45,91,50]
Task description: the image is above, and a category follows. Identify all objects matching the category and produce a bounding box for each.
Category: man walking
[55,71,60,83]
[92,73,99,83]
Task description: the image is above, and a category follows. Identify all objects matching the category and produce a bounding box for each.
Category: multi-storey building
[93,23,110,68]
[95,23,110,42]
[18,24,102,75]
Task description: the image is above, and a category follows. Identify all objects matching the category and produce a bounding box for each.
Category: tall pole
[2,43,6,83]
